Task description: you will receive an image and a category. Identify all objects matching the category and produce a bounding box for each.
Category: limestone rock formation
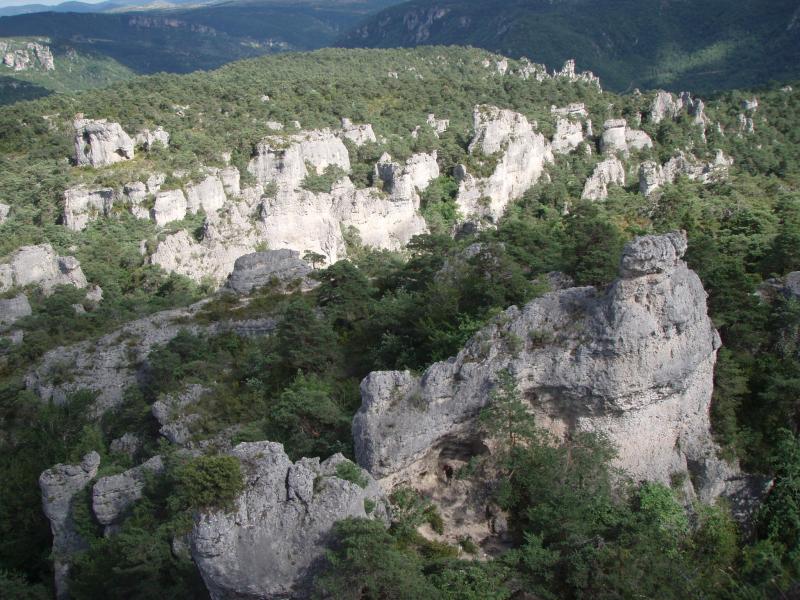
[456,105,553,222]
[551,117,584,154]
[219,166,241,196]
[551,103,588,118]
[353,232,750,514]
[0,202,9,224]
[92,456,164,529]
[39,451,100,599]
[581,156,625,201]
[427,113,449,134]
[191,441,387,600]
[73,117,134,168]
[1,40,54,71]
[152,189,188,226]
[650,90,684,124]
[554,59,601,87]
[63,185,116,231]
[186,174,227,215]
[25,298,277,414]
[224,249,315,295]
[639,151,733,197]
[135,126,170,150]
[248,129,351,190]
[152,384,208,445]
[600,119,653,156]
[110,433,142,458]
[0,293,32,327]
[374,151,439,204]
[0,244,87,294]
[339,118,377,146]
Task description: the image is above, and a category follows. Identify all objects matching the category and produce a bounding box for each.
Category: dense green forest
[339,0,800,93]
[0,46,799,597]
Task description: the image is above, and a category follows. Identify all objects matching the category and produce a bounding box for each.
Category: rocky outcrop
[639,151,733,197]
[553,59,601,87]
[427,113,449,134]
[219,166,241,196]
[39,451,100,599]
[551,117,585,154]
[152,189,188,226]
[135,126,170,150]
[456,105,553,222]
[0,202,9,224]
[73,117,134,168]
[191,441,387,600]
[0,293,32,327]
[186,174,226,215]
[339,118,377,146]
[63,185,116,231]
[224,249,315,295]
[110,433,142,458]
[374,151,439,204]
[248,129,350,190]
[600,119,653,156]
[25,295,278,414]
[551,103,588,118]
[581,156,625,200]
[0,244,87,294]
[152,384,208,445]
[650,90,684,124]
[92,456,164,529]
[1,40,54,71]
[354,232,751,512]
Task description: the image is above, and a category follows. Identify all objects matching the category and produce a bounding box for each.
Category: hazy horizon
[0,0,105,7]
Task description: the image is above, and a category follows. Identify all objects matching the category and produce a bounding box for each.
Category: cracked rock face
[73,118,134,168]
[39,451,100,600]
[339,118,377,146]
[191,441,387,600]
[456,105,554,222]
[92,456,164,529]
[63,185,116,232]
[639,150,733,197]
[224,249,315,295]
[600,119,653,156]
[353,232,744,506]
[551,117,585,154]
[0,293,32,327]
[581,156,625,201]
[0,244,87,295]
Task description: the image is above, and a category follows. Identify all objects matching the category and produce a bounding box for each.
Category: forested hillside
[339,0,800,93]
[0,46,798,598]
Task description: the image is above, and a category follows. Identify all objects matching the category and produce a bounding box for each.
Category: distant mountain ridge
[338,0,800,92]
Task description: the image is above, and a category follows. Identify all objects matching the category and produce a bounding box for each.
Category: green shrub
[335,461,368,489]
[169,455,244,513]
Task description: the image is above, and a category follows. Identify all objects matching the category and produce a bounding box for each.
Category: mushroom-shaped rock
[224,249,315,295]
[39,451,100,599]
[73,117,134,168]
[191,441,387,600]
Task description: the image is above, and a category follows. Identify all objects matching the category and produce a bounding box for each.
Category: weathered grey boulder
[219,166,241,196]
[784,272,800,299]
[110,432,142,458]
[0,244,87,294]
[0,202,9,224]
[191,441,387,600]
[92,456,164,528]
[0,293,32,327]
[426,113,449,134]
[581,156,625,200]
[601,119,652,155]
[551,103,588,118]
[73,117,134,168]
[650,91,684,124]
[39,451,100,599]
[374,151,439,204]
[353,232,748,508]
[224,249,315,295]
